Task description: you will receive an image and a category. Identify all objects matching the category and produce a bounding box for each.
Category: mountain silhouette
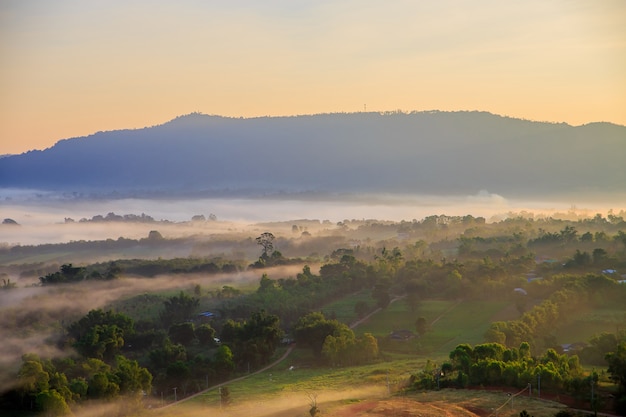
[1,111,624,200]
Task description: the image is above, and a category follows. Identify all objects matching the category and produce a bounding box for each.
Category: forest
[1,209,626,416]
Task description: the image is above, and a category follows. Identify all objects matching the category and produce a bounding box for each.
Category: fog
[1,190,624,403]
[1,191,621,246]
[0,264,308,393]
[65,386,388,417]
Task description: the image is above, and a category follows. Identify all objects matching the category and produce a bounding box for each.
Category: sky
[1,0,625,155]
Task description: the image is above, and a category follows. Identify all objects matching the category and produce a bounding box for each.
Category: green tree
[105,262,122,279]
[160,291,199,327]
[593,248,608,264]
[169,322,196,346]
[214,345,235,377]
[35,390,71,416]
[237,310,283,366]
[18,359,50,395]
[415,317,428,337]
[68,310,134,359]
[322,329,355,366]
[294,312,348,357]
[354,333,379,364]
[114,356,152,396]
[195,323,217,345]
[69,378,88,400]
[258,273,276,292]
[148,340,187,370]
[166,361,190,393]
[88,372,119,399]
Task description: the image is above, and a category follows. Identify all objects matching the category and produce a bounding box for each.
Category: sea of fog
[1,189,623,245]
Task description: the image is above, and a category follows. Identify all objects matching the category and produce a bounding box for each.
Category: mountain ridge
[1,111,624,200]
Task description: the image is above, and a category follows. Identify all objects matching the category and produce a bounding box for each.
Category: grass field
[318,289,377,325]
[103,284,621,417]
[353,299,512,356]
[555,306,626,344]
[153,293,610,417]
[158,366,570,417]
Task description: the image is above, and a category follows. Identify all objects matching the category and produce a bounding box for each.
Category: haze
[2,191,621,246]
[1,1,625,155]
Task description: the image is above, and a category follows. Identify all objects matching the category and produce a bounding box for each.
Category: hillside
[1,111,625,199]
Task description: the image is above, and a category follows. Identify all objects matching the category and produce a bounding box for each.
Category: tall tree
[256,232,275,259]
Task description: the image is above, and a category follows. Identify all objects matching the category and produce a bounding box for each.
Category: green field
[179,348,425,408]
[319,289,377,325]
[159,348,570,417]
[555,307,626,343]
[353,299,512,356]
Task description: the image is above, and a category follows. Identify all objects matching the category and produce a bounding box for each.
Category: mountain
[1,111,625,200]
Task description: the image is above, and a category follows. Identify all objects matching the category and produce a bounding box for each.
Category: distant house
[561,342,587,353]
[389,329,416,341]
[196,311,216,323]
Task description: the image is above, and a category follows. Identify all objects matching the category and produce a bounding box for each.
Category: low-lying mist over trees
[1,205,626,415]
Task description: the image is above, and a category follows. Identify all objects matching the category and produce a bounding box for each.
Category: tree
[35,390,71,416]
[68,310,134,360]
[238,310,283,366]
[258,273,276,293]
[415,317,428,337]
[593,248,608,264]
[294,312,349,357]
[195,323,217,345]
[88,372,119,399]
[322,329,355,366]
[40,264,86,284]
[606,341,626,411]
[105,262,122,279]
[114,356,152,396]
[256,232,275,259]
[148,230,163,240]
[160,291,199,327]
[148,340,187,370]
[580,231,594,242]
[214,345,235,377]
[355,333,379,364]
[169,322,196,346]
[18,359,50,396]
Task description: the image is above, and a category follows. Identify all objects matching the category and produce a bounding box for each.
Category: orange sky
[1,0,625,155]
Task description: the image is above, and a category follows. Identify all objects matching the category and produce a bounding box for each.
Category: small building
[389,329,416,341]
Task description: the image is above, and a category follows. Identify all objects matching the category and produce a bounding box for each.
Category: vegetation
[2,210,626,415]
